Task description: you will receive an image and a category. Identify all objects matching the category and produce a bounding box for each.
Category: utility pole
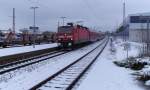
[123,1,126,41]
[57,21,60,33]
[30,6,39,48]
[13,8,15,34]
[60,17,66,26]
[140,15,144,56]
[122,1,128,59]
[123,2,126,23]
[146,19,150,56]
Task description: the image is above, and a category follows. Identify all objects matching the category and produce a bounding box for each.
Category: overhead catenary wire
[26,0,101,30]
[80,0,102,30]
[81,0,99,19]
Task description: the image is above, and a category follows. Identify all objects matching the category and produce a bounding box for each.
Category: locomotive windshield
[58,26,73,33]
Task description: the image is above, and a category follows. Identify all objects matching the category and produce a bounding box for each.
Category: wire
[27,0,39,4]
[81,0,100,21]
[80,0,102,30]
[26,0,101,30]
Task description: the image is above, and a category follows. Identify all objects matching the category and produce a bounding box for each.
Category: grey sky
[0,0,149,32]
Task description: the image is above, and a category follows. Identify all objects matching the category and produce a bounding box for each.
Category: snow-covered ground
[0,40,105,90]
[0,38,146,90]
[77,38,145,90]
[39,40,107,90]
[114,38,140,61]
[0,43,57,57]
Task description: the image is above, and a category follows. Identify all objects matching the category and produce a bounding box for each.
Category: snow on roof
[129,12,150,16]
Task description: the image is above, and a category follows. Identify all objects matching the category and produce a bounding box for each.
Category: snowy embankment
[114,38,150,87]
[132,57,150,86]
[0,43,57,57]
[77,38,145,90]
[0,40,105,90]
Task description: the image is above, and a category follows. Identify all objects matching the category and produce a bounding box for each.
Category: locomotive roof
[59,25,89,30]
[59,26,73,28]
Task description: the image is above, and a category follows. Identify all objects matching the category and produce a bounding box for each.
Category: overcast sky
[0,0,150,32]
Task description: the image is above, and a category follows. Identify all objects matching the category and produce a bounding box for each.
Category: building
[123,12,150,42]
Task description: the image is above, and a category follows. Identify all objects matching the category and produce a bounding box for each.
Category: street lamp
[30,6,39,48]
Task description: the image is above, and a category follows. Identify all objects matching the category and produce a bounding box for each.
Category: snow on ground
[0,43,57,57]
[114,38,140,61]
[77,38,145,90]
[0,40,105,90]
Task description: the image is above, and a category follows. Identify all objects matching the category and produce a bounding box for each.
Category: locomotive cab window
[58,26,73,33]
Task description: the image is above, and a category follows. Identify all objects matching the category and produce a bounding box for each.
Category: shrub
[114,57,147,70]
[135,71,150,81]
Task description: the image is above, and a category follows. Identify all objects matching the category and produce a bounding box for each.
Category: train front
[57,24,74,47]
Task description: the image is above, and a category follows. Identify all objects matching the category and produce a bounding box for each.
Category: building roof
[129,12,150,16]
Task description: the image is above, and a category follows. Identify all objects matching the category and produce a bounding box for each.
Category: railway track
[0,50,68,75]
[30,38,108,90]
[0,40,103,75]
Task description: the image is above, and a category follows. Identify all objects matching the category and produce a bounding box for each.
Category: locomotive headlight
[71,38,73,40]
[68,43,72,46]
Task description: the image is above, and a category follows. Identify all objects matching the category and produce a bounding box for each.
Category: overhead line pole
[146,19,150,57]
[30,6,39,48]
[140,15,144,56]
[123,1,126,41]
[13,8,15,34]
[123,0,129,59]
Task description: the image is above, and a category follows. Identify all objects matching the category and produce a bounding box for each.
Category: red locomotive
[57,23,103,47]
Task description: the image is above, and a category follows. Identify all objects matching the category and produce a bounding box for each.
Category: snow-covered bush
[135,71,150,81]
[145,80,150,86]
[132,65,150,83]
[113,60,127,67]
[114,57,148,70]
